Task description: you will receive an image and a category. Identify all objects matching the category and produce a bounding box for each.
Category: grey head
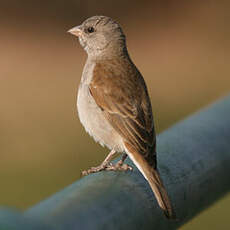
[68,16,127,58]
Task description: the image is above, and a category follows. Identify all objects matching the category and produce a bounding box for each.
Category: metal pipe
[18,95,230,229]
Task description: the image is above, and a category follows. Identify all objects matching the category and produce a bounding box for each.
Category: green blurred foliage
[0,1,230,229]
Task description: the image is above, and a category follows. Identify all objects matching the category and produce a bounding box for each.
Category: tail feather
[147,168,175,218]
[124,142,175,219]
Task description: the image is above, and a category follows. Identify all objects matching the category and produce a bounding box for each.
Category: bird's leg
[81,152,132,176]
[81,149,116,176]
[116,153,128,166]
[105,153,133,172]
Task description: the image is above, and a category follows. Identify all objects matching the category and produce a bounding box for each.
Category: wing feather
[90,59,156,166]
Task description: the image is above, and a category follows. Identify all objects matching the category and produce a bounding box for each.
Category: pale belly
[77,82,124,152]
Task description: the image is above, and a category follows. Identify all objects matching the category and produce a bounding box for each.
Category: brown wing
[90,59,156,167]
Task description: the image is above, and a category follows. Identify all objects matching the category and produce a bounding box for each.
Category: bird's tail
[124,142,175,219]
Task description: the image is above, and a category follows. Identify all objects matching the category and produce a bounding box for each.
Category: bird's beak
[68,25,83,37]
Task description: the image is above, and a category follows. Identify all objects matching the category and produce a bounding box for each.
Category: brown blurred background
[1,0,230,229]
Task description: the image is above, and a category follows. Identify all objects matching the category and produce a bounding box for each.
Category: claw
[105,162,133,172]
[81,160,132,176]
[81,163,111,176]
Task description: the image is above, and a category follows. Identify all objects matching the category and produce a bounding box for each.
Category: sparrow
[68,15,175,219]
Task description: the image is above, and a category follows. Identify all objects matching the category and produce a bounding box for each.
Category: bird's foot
[105,160,133,172]
[81,160,132,176]
[81,163,109,176]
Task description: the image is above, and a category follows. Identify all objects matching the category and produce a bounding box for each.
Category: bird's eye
[87,27,95,33]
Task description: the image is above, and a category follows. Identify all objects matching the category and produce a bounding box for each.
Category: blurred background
[0,0,230,229]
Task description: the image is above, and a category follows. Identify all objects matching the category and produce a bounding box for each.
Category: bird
[68,15,175,219]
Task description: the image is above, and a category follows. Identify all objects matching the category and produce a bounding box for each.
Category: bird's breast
[77,60,124,152]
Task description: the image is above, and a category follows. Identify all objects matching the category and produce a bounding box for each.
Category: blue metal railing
[1,94,230,230]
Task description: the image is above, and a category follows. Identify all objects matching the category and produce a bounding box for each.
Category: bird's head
[68,16,127,58]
